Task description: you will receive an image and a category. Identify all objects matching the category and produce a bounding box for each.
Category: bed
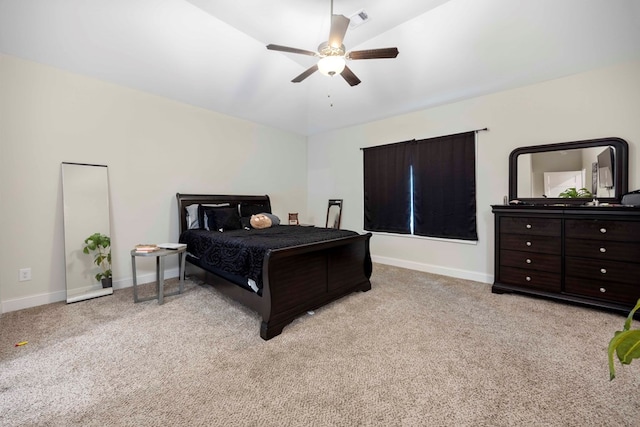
[176,193,373,340]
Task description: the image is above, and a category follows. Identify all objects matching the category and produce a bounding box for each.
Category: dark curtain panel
[413,132,477,240]
[363,141,414,233]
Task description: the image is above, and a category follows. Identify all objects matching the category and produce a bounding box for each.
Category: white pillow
[185,204,200,229]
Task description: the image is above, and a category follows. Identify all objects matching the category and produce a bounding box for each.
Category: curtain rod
[360,128,489,150]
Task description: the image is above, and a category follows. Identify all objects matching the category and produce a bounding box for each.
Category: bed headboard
[176,193,271,234]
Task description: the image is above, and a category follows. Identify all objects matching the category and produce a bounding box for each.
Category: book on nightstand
[134,244,159,253]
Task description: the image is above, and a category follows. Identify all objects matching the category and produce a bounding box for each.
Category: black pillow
[240,203,270,217]
[240,216,252,229]
[198,203,232,228]
[204,206,242,232]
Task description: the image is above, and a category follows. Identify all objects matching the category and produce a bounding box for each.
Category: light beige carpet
[1,264,639,426]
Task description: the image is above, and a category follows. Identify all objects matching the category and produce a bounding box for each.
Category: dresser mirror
[509,137,628,204]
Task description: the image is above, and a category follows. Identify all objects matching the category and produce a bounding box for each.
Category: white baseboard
[3,261,491,313]
[1,289,68,314]
[1,267,181,313]
[372,255,493,284]
[111,266,181,290]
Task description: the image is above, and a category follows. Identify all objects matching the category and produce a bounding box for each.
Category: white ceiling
[1,0,639,135]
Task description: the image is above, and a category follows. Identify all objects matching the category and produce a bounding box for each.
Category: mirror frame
[62,162,113,303]
[509,137,629,205]
[326,199,343,228]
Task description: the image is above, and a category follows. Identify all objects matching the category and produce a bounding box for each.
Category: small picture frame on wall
[288,213,299,225]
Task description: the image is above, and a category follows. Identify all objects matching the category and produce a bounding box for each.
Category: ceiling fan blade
[292,64,319,83]
[328,14,350,48]
[348,47,399,60]
[266,44,317,57]
[340,65,361,86]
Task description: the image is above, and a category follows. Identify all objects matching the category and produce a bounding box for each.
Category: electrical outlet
[19,268,31,282]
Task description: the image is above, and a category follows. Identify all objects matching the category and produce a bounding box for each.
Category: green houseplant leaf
[82,232,112,282]
[608,298,640,380]
[558,187,593,198]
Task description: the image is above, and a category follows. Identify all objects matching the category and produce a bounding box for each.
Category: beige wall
[307,59,640,283]
[0,55,308,312]
[2,54,639,312]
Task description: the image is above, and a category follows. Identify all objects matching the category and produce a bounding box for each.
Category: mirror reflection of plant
[558,187,593,198]
[82,233,112,282]
[608,298,640,380]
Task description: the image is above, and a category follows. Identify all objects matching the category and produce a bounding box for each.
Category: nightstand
[130,246,186,304]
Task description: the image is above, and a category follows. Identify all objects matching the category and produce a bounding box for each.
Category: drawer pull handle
[525,276,531,282]
[600,268,607,274]
[600,287,607,293]
[600,247,606,253]
[526,259,532,264]
[526,224,532,229]
[600,228,607,234]
[526,241,532,247]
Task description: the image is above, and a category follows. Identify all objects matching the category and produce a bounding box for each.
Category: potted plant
[82,232,112,288]
[558,187,593,198]
[608,298,640,380]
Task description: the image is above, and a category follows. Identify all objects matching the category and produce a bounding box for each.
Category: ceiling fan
[266,0,399,86]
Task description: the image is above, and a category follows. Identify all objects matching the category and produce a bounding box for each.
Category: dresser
[492,205,640,314]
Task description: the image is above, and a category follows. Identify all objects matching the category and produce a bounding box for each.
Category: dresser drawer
[500,234,561,255]
[565,276,640,305]
[499,266,561,292]
[565,257,640,286]
[500,250,561,273]
[565,238,640,263]
[500,217,561,237]
[565,219,640,242]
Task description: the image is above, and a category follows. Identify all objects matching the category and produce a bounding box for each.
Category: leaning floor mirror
[326,199,343,229]
[61,162,113,303]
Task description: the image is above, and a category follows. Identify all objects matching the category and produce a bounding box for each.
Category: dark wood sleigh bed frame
[176,193,373,340]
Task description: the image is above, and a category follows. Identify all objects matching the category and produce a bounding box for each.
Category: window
[363,131,477,241]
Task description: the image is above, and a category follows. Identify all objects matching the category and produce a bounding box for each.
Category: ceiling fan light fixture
[266,1,398,86]
[317,55,346,76]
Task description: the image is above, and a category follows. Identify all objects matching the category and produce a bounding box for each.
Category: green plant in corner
[608,298,640,380]
[558,187,593,198]
[82,232,112,282]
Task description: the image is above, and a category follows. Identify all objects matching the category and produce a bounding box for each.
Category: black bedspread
[180,226,359,289]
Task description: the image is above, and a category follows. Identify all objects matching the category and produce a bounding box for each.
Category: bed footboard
[259,232,372,340]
